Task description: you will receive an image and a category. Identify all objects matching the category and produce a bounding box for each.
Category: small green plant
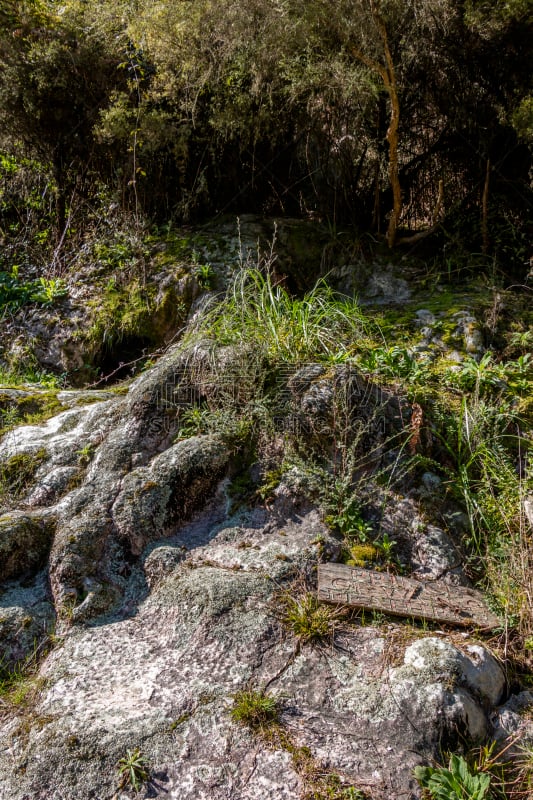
[177,405,210,437]
[414,754,492,800]
[357,345,427,382]
[117,748,149,793]
[326,488,373,544]
[76,444,94,467]
[193,261,216,290]
[375,532,397,565]
[448,352,503,394]
[508,329,533,353]
[280,592,340,644]
[231,688,279,732]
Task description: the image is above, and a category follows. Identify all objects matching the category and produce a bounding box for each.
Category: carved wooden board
[318,564,500,629]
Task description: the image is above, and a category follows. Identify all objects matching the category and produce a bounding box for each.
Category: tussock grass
[187,267,371,364]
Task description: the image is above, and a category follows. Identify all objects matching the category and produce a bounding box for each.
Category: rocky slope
[1,226,532,799]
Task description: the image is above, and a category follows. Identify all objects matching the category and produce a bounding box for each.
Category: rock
[402,638,505,707]
[112,435,230,554]
[0,511,56,582]
[414,309,436,326]
[362,266,411,305]
[0,311,528,800]
[413,524,461,581]
[0,577,55,670]
[0,505,507,800]
[421,472,442,492]
[451,311,485,357]
[491,691,533,751]
[143,544,187,588]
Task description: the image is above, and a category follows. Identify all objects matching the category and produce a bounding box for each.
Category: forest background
[0,0,531,277]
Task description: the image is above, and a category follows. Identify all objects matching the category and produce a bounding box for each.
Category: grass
[280,591,341,645]
[187,267,372,365]
[0,636,53,710]
[434,397,532,633]
[231,688,279,732]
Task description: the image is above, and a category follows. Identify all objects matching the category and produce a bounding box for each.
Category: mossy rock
[0,511,56,581]
[0,448,48,503]
[0,392,63,436]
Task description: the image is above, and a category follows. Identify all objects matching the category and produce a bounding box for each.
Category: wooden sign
[317,563,500,629]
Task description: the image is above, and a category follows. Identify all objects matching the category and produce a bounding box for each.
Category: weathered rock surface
[0,498,513,800]
[0,335,530,800]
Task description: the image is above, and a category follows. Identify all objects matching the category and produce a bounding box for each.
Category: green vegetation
[0,633,55,709]
[280,592,340,645]
[231,688,279,732]
[414,755,491,800]
[1,0,530,276]
[0,391,63,437]
[0,268,67,312]
[189,267,369,364]
[117,748,149,793]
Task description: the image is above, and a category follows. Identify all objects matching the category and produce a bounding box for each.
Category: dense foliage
[0,0,531,272]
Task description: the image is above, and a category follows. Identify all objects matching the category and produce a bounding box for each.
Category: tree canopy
[0,0,531,272]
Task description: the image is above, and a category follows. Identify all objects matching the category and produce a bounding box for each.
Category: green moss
[86,279,156,348]
[0,391,64,436]
[15,392,63,424]
[346,543,379,567]
[0,448,48,502]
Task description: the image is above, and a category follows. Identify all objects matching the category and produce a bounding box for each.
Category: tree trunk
[351,3,402,247]
[481,158,490,255]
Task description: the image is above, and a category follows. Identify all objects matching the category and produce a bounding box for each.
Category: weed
[117,748,149,793]
[0,636,53,709]
[414,754,492,800]
[508,329,533,354]
[375,532,397,565]
[280,592,340,645]
[231,688,279,732]
[76,444,94,467]
[325,481,373,544]
[0,267,67,312]
[357,345,428,383]
[177,405,209,438]
[193,261,216,290]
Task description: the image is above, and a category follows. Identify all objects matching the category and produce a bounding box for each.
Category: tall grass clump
[187,267,371,365]
[439,398,532,633]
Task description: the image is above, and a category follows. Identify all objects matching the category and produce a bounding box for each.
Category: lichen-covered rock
[0,319,527,800]
[0,576,54,670]
[401,638,506,707]
[0,488,513,800]
[0,511,55,581]
[112,435,230,554]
